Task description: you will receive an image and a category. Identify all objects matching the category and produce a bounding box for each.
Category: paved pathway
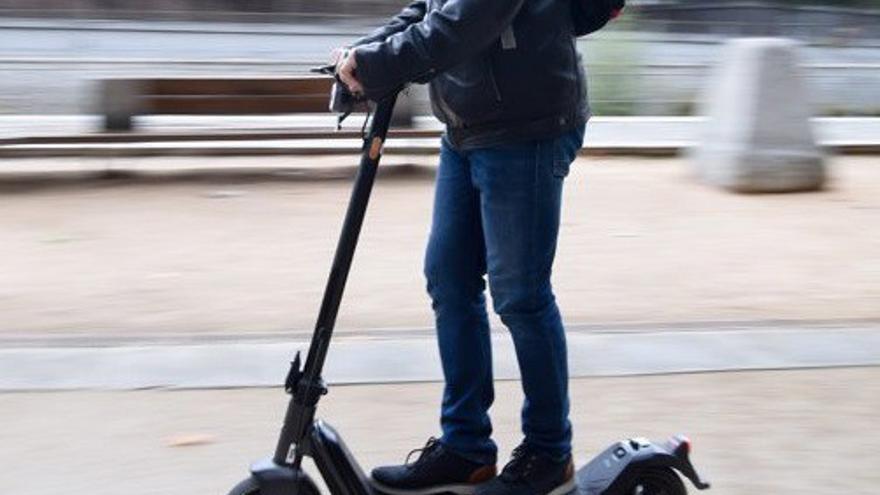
[1,368,877,495]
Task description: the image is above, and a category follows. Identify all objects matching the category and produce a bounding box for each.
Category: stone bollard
[98,79,146,132]
[690,38,826,193]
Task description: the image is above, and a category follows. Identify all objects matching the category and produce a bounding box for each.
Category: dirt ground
[1,367,877,495]
[0,155,878,339]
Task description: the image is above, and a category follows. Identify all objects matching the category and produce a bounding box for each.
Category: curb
[0,141,688,160]
[2,141,878,163]
[2,116,878,163]
[1,324,878,390]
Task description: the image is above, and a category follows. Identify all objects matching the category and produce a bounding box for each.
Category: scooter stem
[272,92,399,467]
[302,93,397,381]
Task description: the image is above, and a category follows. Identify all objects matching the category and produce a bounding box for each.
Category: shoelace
[500,444,538,481]
[405,437,441,467]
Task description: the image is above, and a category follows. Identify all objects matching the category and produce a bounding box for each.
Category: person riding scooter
[333,1,589,494]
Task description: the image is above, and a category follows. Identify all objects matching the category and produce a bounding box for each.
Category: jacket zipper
[486,58,503,103]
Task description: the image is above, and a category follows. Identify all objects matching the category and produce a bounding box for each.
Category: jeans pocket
[552,156,571,179]
[551,126,586,179]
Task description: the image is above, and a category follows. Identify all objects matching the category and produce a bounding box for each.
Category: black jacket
[353,0,590,150]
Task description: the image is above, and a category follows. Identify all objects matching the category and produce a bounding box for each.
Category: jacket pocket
[435,54,505,126]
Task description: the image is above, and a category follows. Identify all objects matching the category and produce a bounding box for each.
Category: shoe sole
[370,478,479,495]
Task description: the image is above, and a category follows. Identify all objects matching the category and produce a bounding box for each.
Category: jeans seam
[552,136,568,179]
[530,140,542,312]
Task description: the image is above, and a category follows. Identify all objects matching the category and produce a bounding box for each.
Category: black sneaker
[371,437,497,495]
[475,443,576,495]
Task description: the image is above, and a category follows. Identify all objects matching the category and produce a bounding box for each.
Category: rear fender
[576,434,710,495]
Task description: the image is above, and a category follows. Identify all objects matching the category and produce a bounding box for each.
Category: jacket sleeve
[354,0,525,98]
[350,1,428,47]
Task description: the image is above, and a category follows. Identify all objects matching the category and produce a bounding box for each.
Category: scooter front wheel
[621,467,687,495]
[227,476,261,495]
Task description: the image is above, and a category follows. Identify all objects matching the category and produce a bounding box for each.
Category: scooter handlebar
[310,63,367,116]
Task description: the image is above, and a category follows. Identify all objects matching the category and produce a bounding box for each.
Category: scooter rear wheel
[621,467,687,495]
[227,476,261,495]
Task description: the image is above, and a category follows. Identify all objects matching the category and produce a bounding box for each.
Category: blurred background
[0,0,878,115]
[0,1,878,495]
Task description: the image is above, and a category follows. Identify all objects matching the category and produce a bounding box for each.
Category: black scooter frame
[249,88,397,495]
[235,76,711,495]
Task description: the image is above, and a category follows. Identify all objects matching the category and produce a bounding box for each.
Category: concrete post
[98,79,146,131]
[691,38,826,193]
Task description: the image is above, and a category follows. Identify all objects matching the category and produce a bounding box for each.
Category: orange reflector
[369,137,383,161]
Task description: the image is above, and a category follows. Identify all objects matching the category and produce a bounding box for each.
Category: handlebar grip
[311,64,337,76]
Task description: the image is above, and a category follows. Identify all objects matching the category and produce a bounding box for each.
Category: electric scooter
[226,66,712,495]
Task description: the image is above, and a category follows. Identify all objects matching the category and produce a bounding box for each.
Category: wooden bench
[98,76,414,131]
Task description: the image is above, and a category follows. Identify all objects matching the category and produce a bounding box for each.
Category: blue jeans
[425,125,585,464]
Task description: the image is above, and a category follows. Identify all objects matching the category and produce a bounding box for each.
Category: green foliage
[680,0,880,6]
[775,0,880,6]
[579,34,642,116]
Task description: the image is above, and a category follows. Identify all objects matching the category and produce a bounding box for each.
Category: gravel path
[1,155,878,339]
